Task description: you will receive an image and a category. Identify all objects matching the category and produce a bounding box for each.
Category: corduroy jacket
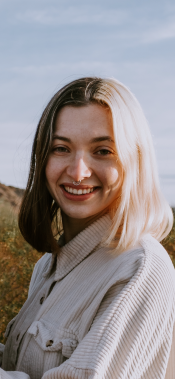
[0,214,175,379]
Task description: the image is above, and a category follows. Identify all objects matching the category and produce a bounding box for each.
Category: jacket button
[40,296,45,304]
[46,340,53,347]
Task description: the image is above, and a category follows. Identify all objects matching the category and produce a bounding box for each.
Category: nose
[66,153,92,182]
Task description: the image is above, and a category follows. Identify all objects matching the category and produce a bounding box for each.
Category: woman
[0,77,175,379]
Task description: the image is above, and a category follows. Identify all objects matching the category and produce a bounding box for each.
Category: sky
[0,0,175,205]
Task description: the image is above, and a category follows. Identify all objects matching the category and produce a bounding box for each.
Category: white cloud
[13,3,175,46]
[15,7,127,26]
[142,20,175,43]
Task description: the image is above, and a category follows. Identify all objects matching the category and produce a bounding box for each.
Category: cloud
[13,3,175,46]
[15,7,127,26]
[142,20,175,43]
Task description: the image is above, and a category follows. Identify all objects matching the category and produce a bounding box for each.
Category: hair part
[18,77,174,253]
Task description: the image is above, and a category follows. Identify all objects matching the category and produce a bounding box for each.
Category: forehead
[54,103,114,138]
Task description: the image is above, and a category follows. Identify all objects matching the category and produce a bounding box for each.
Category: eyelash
[53,146,69,153]
[96,149,112,156]
[52,146,113,156]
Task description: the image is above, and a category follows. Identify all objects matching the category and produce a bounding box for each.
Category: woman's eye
[53,146,69,153]
[96,149,112,156]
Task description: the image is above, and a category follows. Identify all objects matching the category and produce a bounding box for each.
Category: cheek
[103,164,123,199]
[103,166,119,186]
[45,158,62,184]
[45,160,54,184]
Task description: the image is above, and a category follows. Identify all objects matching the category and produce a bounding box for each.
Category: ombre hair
[18,77,173,253]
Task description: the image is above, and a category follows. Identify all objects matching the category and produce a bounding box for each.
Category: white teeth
[64,186,95,195]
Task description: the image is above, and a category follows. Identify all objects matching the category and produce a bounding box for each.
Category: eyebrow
[90,136,114,143]
[52,135,70,143]
[52,135,115,143]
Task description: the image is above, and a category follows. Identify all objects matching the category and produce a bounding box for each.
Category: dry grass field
[0,199,41,343]
[0,182,175,344]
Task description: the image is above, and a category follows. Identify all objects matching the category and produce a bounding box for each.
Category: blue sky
[0,0,175,205]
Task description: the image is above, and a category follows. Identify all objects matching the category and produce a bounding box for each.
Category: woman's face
[45,103,122,221]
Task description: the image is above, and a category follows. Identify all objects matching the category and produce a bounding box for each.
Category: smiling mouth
[62,185,97,195]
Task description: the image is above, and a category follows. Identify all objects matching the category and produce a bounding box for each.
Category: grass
[0,201,175,344]
[0,201,41,343]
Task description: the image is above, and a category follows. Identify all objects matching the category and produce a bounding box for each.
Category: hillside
[0,182,24,212]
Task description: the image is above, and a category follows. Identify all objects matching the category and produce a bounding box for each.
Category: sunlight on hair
[92,78,173,252]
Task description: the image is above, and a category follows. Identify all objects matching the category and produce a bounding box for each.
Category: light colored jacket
[1,214,175,379]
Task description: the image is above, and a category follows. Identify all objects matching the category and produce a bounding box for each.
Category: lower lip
[60,186,100,201]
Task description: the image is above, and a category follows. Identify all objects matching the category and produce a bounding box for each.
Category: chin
[63,209,98,220]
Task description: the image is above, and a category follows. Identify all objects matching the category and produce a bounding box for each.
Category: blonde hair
[19,76,173,253]
[92,78,173,251]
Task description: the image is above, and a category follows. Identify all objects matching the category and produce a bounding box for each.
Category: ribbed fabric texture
[1,214,175,379]
[165,324,175,378]
[0,369,30,379]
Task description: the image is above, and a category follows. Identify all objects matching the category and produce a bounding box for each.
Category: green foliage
[0,201,175,344]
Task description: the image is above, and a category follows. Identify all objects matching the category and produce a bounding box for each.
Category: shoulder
[109,234,175,304]
[118,234,175,283]
[106,234,175,286]
[33,252,53,276]
[107,235,175,329]
[126,235,175,307]
[28,253,53,297]
[139,234,175,282]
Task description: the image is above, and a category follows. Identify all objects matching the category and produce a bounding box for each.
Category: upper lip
[61,183,98,189]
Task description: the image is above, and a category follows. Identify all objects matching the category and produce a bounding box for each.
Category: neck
[61,210,109,244]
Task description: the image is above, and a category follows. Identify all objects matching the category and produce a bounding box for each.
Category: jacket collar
[52,213,111,281]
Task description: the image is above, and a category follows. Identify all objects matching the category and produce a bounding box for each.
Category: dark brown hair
[18,77,103,252]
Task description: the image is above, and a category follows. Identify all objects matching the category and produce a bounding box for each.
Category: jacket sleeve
[42,239,175,379]
[0,368,30,379]
[0,343,5,366]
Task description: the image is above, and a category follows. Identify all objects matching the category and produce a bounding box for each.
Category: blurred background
[0,0,175,205]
